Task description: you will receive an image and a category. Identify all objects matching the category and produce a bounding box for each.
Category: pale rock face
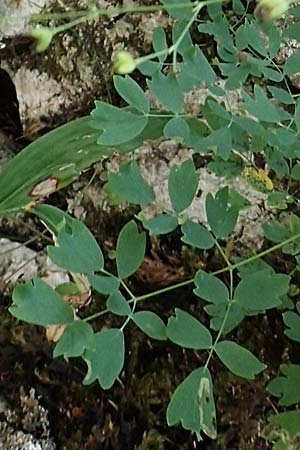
[0,1,52,38]
[0,388,56,450]
[0,238,69,290]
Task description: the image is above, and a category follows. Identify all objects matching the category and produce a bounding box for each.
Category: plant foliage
[2,0,300,445]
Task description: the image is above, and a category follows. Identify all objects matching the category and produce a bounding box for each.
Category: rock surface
[0,1,51,38]
[0,388,56,450]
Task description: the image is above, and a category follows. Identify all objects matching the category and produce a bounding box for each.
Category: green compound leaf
[53,321,94,358]
[138,60,161,76]
[265,148,289,178]
[215,341,266,380]
[242,86,292,123]
[172,20,193,54]
[56,282,80,297]
[207,99,231,121]
[291,163,300,180]
[10,277,74,326]
[160,0,193,20]
[269,127,296,150]
[143,214,178,236]
[262,67,283,82]
[147,71,184,113]
[284,22,300,40]
[167,308,212,349]
[227,188,251,210]
[194,271,244,333]
[163,116,190,141]
[284,52,300,76]
[132,311,167,340]
[193,127,232,159]
[181,220,215,249]
[178,46,217,90]
[262,220,290,243]
[117,115,168,153]
[265,410,300,445]
[91,101,148,145]
[208,155,244,180]
[47,220,104,273]
[295,98,300,133]
[113,75,149,113]
[152,26,168,62]
[106,291,131,316]
[267,24,281,59]
[88,273,120,295]
[32,204,74,236]
[106,160,155,205]
[116,220,146,279]
[205,302,244,334]
[224,65,249,90]
[243,20,267,56]
[83,329,125,389]
[194,271,229,303]
[167,367,216,439]
[283,302,300,342]
[233,115,265,135]
[233,0,245,14]
[199,15,233,51]
[235,257,273,278]
[268,86,294,105]
[267,364,300,406]
[168,159,198,213]
[266,191,289,210]
[184,118,210,151]
[205,187,239,238]
[234,270,290,311]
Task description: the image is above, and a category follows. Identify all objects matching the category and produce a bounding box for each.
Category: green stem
[84,232,300,322]
[205,294,232,368]
[52,10,98,35]
[173,2,204,71]
[205,240,234,367]
[136,2,204,69]
[101,268,135,299]
[31,0,219,23]
[32,3,194,22]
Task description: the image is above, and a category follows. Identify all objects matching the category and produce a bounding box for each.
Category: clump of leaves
[2,0,300,444]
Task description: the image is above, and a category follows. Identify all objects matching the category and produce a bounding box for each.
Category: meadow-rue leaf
[47,220,104,273]
[10,278,74,326]
[83,329,125,389]
[106,291,131,316]
[54,321,94,358]
[168,159,198,213]
[88,273,120,295]
[267,364,300,405]
[132,311,167,340]
[116,220,146,279]
[214,340,266,379]
[167,308,212,349]
[167,367,216,439]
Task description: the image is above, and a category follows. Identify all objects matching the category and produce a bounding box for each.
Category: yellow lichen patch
[243,167,273,192]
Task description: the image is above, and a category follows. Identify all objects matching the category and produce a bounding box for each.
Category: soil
[0,1,297,449]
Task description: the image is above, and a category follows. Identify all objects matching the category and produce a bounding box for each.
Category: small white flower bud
[31,27,53,52]
[114,51,136,74]
[255,0,290,21]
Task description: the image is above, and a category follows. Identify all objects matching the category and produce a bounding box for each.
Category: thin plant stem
[204,239,234,367]
[30,0,222,23]
[84,232,300,322]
